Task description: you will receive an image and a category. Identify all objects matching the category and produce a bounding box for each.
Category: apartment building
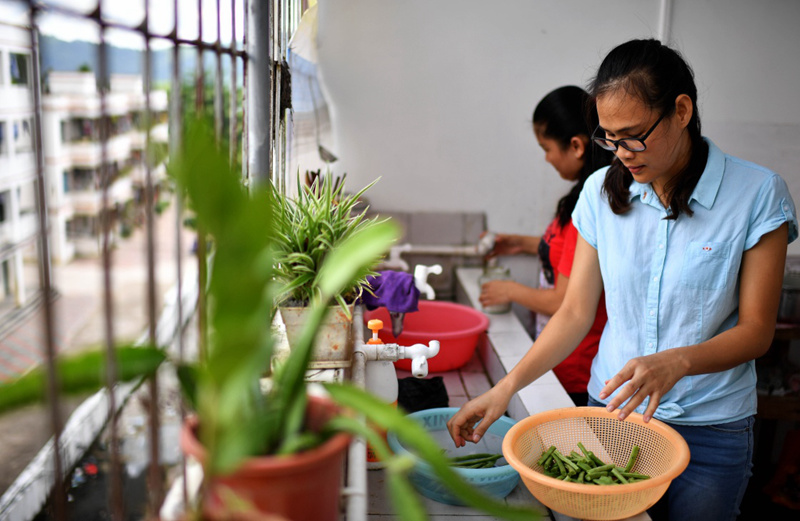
[42,71,169,264]
[0,22,39,314]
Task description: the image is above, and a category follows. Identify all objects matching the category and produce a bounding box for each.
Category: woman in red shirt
[479,85,612,405]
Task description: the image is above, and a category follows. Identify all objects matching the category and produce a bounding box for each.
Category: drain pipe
[343,306,368,521]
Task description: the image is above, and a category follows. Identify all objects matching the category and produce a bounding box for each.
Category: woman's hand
[487,234,540,257]
[599,349,690,422]
[479,280,518,307]
[447,384,514,447]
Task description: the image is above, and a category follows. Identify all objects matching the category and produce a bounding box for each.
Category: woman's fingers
[479,281,508,306]
[599,351,687,422]
[447,393,507,446]
[447,409,483,447]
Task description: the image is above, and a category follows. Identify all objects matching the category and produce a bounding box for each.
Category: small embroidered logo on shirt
[702,246,712,252]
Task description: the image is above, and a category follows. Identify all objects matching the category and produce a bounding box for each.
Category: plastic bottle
[364,319,398,469]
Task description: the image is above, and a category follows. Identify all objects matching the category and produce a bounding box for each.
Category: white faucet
[400,340,440,378]
[414,264,442,300]
[383,244,412,271]
[358,319,440,378]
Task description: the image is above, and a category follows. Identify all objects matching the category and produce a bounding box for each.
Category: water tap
[414,264,442,300]
[359,319,440,378]
[400,339,440,378]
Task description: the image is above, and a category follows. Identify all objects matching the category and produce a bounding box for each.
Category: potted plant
[0,119,541,521]
[272,172,384,369]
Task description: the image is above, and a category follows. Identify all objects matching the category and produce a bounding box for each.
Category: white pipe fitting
[400,340,440,378]
[414,264,442,300]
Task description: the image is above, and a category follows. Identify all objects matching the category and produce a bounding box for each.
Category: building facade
[42,71,168,264]
[0,22,38,314]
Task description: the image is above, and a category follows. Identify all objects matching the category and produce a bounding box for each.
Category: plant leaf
[0,346,166,414]
[323,383,541,521]
[387,471,429,521]
[315,220,400,301]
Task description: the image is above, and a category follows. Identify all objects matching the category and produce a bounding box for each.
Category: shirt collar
[628,137,724,210]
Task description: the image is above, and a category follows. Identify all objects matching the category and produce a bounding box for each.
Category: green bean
[624,445,640,472]
[586,463,615,475]
[621,471,651,480]
[536,443,651,485]
[451,452,495,462]
[538,446,556,466]
[449,453,503,468]
[553,454,566,475]
[611,468,629,484]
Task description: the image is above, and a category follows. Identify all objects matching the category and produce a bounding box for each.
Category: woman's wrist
[495,373,521,398]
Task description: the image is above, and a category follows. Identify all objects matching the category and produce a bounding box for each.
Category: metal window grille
[0,1,303,520]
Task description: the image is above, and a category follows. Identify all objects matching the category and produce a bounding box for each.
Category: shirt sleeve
[745,173,798,250]
[572,167,607,249]
[556,221,578,278]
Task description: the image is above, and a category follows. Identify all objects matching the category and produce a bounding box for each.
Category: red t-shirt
[539,218,607,393]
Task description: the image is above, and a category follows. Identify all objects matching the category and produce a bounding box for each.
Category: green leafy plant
[0,118,540,521]
[272,171,384,316]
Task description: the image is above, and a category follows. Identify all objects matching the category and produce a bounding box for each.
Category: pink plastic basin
[364,301,490,372]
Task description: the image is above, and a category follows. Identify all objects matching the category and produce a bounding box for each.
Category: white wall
[316,0,800,254]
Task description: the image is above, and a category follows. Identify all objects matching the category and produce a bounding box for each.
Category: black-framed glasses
[592,112,666,152]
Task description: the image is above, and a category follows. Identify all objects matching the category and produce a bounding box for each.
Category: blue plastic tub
[387,407,520,505]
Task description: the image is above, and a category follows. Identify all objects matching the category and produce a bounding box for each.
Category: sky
[0,0,245,49]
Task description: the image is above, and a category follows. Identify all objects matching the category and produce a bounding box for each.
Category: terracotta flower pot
[180,395,352,521]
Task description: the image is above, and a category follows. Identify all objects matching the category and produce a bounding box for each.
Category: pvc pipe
[658,0,673,45]
[394,243,485,257]
[344,307,368,521]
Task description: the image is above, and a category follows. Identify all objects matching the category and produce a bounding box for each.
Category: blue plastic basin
[387,407,520,505]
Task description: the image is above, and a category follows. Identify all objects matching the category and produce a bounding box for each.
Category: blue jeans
[587,397,754,521]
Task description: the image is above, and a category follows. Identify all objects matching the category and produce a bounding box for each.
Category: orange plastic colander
[502,407,690,520]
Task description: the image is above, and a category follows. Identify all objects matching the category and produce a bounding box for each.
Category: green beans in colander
[538,444,650,485]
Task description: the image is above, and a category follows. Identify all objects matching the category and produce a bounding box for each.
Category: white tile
[478,342,506,385]
[460,349,486,373]
[448,395,469,407]
[456,268,482,305]
[516,382,574,415]
[488,330,534,358]
[499,353,524,372]
[409,212,465,245]
[461,371,493,399]
[437,371,466,396]
[485,311,528,334]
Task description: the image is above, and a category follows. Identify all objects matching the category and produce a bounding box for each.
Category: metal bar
[92,2,125,519]
[271,0,281,189]
[27,2,67,519]
[215,0,225,146]
[229,0,238,166]
[246,0,272,186]
[169,0,188,508]
[242,0,249,183]
[196,0,205,115]
[196,0,209,364]
[142,0,164,513]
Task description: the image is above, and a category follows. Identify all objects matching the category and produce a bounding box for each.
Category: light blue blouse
[573,138,798,425]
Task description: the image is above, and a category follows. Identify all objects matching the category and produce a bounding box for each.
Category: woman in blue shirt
[448,39,797,520]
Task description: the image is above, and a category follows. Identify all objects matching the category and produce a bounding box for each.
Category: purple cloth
[361,271,420,313]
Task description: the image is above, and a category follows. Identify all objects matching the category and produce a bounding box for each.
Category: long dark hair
[533,86,614,227]
[589,39,708,219]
